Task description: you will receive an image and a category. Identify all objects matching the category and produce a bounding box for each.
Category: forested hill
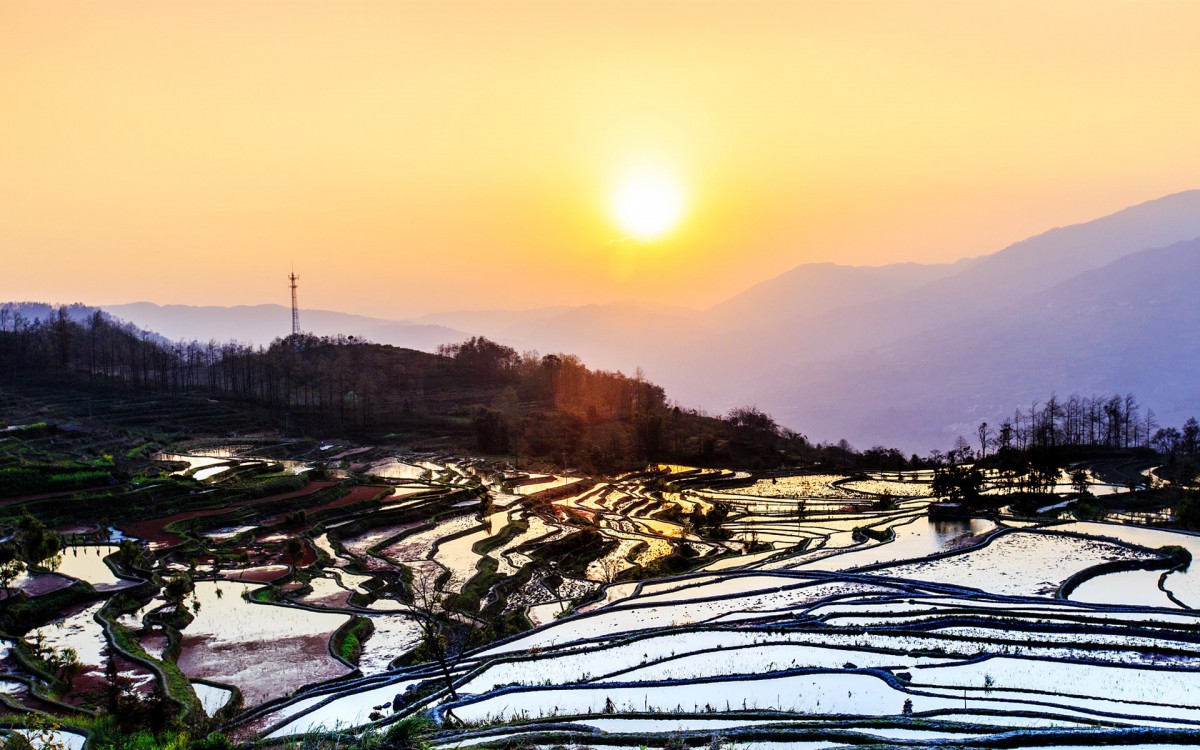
[0,304,815,472]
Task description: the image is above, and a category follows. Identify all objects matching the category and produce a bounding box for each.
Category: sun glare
[611,170,685,241]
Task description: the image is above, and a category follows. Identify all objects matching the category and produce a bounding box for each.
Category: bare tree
[409,569,466,702]
[976,421,991,459]
[597,554,624,584]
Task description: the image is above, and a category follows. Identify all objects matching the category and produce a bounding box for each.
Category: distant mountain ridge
[70,190,1200,452]
[100,302,467,352]
[756,236,1200,450]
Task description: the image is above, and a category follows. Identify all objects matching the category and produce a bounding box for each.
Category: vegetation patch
[331,616,375,665]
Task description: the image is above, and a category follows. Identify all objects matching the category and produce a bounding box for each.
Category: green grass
[249,586,280,603]
[0,467,115,498]
[443,556,501,614]
[331,616,375,665]
[473,518,528,556]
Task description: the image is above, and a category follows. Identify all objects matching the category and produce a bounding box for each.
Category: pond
[796,517,996,572]
[264,678,420,738]
[1068,567,1180,609]
[869,530,1158,597]
[174,581,352,706]
[53,545,136,591]
[193,681,233,716]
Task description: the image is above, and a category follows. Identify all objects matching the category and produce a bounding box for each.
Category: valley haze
[77,190,1200,453]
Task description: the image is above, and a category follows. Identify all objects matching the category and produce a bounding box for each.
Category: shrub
[191,733,233,750]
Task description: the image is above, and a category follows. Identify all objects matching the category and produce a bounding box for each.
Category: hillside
[62,190,1200,452]
[768,237,1200,448]
[414,190,1200,450]
[0,312,810,473]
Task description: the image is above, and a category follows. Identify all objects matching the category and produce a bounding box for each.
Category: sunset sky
[3,1,1199,318]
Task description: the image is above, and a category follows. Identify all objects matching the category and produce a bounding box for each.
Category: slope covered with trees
[0,305,823,472]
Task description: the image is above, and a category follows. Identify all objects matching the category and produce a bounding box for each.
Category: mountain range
[31,190,1200,452]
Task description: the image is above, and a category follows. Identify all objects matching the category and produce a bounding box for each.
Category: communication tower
[289,270,301,336]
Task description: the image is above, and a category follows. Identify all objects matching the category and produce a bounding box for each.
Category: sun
[610,170,685,241]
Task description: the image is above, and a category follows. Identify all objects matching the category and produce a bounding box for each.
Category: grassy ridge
[331,616,375,665]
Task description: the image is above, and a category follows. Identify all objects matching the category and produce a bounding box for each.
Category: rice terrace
[5,1,1200,748]
[1,339,1199,749]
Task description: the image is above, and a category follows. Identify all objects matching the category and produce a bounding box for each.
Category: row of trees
[967,393,1194,459]
[926,393,1200,511]
[0,309,648,430]
[0,306,808,471]
[7,305,1067,474]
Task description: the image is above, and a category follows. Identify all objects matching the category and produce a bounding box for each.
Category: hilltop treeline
[933,392,1199,478]
[922,392,1200,512]
[0,304,831,471]
[974,393,1195,456]
[14,304,1193,478]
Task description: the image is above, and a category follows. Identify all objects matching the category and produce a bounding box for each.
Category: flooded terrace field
[1,440,1198,749]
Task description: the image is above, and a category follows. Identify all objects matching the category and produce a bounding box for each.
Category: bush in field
[16,511,61,568]
[117,538,151,572]
[284,536,305,565]
[2,713,69,750]
[1073,500,1108,520]
[1160,544,1193,569]
[472,407,510,454]
[1177,491,1200,531]
[1,734,34,750]
[163,571,194,611]
[930,464,987,507]
[190,733,233,750]
[380,714,434,750]
[0,543,25,598]
[1071,468,1092,497]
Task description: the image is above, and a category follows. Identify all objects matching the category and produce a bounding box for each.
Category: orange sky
[2,1,1199,318]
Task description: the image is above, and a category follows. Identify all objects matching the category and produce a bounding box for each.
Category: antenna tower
[289,270,301,336]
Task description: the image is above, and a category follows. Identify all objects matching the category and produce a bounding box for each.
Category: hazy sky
[3,1,1199,318]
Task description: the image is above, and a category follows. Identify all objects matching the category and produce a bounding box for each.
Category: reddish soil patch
[5,573,76,598]
[63,653,157,705]
[0,489,81,507]
[554,504,596,523]
[250,536,320,569]
[222,565,290,583]
[292,539,318,568]
[295,586,353,609]
[139,632,169,660]
[118,481,335,548]
[292,484,388,517]
[360,556,398,575]
[177,632,352,706]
